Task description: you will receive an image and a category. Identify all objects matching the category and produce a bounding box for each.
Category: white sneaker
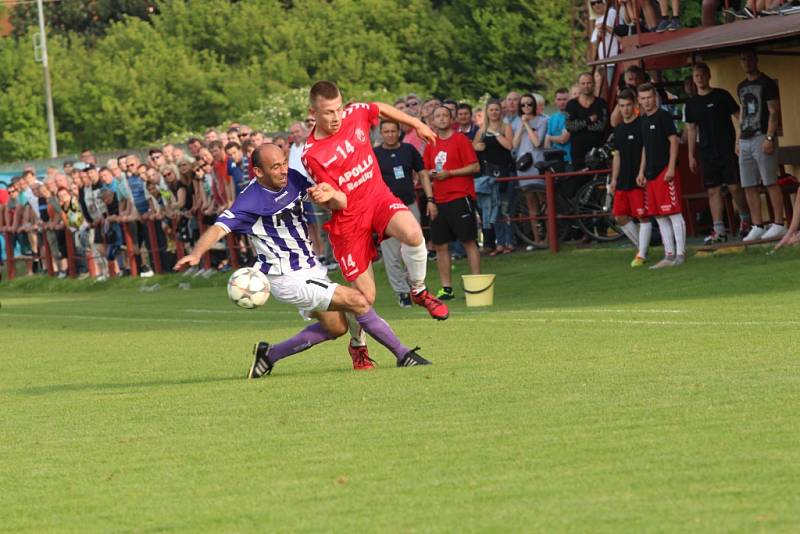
[760,223,788,241]
[649,257,676,269]
[743,225,767,242]
[140,269,154,278]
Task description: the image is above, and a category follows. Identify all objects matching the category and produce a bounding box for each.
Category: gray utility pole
[34,0,58,157]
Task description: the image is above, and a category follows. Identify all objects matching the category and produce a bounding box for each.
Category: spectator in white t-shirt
[590,0,620,87]
[590,1,619,60]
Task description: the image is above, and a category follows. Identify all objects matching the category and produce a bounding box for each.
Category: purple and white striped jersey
[214,169,317,275]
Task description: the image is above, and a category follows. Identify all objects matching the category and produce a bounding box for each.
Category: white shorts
[268,263,338,320]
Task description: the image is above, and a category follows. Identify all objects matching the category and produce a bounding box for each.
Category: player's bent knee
[327,319,348,338]
[313,311,347,338]
[355,291,373,310]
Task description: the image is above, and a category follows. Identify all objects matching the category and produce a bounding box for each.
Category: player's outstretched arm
[308,183,347,210]
[375,102,436,145]
[174,224,227,270]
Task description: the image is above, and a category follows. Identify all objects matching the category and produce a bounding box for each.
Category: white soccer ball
[227,267,270,309]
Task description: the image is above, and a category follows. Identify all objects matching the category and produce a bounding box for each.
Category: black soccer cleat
[248,342,273,379]
[397,347,432,367]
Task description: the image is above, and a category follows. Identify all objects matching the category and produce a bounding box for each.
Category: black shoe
[397,292,413,308]
[248,342,273,379]
[397,347,432,367]
[436,287,454,301]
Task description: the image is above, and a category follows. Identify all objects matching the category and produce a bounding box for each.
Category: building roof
[590,14,800,65]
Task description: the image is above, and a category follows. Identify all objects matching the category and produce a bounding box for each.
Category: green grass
[2,245,800,532]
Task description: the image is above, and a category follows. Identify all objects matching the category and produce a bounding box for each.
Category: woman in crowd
[473,98,515,255]
[514,93,549,249]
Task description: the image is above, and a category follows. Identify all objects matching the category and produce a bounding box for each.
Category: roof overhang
[590,14,800,66]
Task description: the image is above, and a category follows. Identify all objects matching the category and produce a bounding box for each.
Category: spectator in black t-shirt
[685,62,750,245]
[637,83,686,269]
[374,120,427,308]
[610,89,651,267]
[566,72,609,170]
[736,50,785,243]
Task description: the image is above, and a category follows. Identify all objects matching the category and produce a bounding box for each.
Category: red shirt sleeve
[303,154,342,191]
[422,143,433,170]
[457,133,478,166]
[367,103,380,126]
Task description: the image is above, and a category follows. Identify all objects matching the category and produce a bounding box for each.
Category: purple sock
[356,309,410,360]
[268,323,333,363]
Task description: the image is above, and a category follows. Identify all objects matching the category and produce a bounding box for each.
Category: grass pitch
[2,245,799,532]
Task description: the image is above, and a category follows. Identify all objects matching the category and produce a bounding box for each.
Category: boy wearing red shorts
[636,83,686,269]
[611,88,651,267]
[302,81,449,320]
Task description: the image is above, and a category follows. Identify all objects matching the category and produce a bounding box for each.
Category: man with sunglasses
[402,94,425,154]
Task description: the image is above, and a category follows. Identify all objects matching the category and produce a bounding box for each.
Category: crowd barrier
[2,170,617,280]
[1,212,245,281]
[496,168,612,253]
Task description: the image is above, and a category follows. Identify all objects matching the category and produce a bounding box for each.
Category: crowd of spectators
[1,1,796,287]
[587,0,800,72]
[0,83,587,284]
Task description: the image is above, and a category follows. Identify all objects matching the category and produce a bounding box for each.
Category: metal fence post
[545,171,559,254]
[4,231,16,280]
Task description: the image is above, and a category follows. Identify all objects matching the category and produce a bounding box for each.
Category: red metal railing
[495,168,612,253]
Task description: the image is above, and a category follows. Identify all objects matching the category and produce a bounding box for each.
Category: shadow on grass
[5,365,359,397]
[6,375,243,396]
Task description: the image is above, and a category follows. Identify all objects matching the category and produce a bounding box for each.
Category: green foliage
[10,0,155,40]
[1,0,590,162]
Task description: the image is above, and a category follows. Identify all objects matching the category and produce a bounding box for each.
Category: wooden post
[4,231,15,280]
[41,230,55,277]
[146,219,162,274]
[545,171,559,254]
[226,233,240,270]
[64,227,76,278]
[122,222,138,277]
[197,214,212,270]
[172,218,185,259]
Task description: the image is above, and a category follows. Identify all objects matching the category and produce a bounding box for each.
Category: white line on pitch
[457,317,800,327]
[184,308,295,315]
[459,308,688,315]
[5,312,793,329]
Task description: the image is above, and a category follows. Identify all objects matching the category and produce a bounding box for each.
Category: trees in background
[0,0,586,162]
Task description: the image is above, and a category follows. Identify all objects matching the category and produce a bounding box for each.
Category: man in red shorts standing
[302,81,448,320]
[610,88,651,267]
[636,83,686,269]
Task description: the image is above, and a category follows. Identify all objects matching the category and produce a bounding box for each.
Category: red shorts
[612,188,646,218]
[645,167,683,216]
[325,189,409,281]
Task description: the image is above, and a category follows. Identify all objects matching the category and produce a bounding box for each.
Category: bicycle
[510,147,623,248]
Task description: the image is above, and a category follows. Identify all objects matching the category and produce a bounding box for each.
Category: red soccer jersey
[301,102,386,232]
[422,131,478,203]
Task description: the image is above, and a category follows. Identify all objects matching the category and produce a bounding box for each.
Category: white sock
[345,313,366,347]
[638,222,652,258]
[713,221,726,235]
[655,216,675,257]
[400,241,428,293]
[670,213,687,256]
[621,221,639,248]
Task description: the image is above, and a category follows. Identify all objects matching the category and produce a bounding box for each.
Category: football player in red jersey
[302,81,449,320]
